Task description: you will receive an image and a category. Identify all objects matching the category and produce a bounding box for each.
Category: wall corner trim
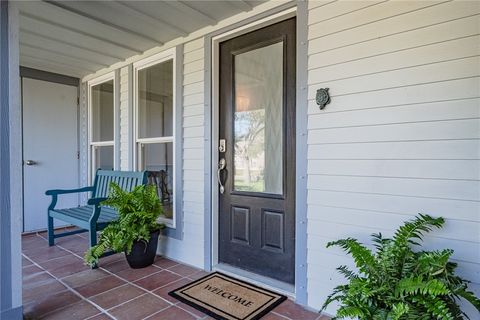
[294,0,309,307]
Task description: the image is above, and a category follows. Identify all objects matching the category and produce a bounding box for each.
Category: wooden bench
[45,170,148,251]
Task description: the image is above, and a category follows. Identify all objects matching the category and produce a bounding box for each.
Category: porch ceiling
[18,0,265,78]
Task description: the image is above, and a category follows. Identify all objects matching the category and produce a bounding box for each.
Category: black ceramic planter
[125,230,160,269]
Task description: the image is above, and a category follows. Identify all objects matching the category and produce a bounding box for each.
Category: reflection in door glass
[233,42,283,194]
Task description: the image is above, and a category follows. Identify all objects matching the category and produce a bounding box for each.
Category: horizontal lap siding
[80,83,88,204]
[119,66,130,171]
[162,38,205,267]
[306,0,480,316]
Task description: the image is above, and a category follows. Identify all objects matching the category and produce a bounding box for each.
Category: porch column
[0,0,23,319]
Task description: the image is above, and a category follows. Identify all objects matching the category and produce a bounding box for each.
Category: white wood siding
[79,82,89,204]
[306,0,480,316]
[161,38,205,267]
[119,66,131,171]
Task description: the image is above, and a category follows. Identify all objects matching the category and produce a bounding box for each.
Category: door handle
[218,158,226,194]
[25,160,37,166]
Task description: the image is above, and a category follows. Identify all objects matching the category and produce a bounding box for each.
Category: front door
[22,77,79,232]
[218,18,296,284]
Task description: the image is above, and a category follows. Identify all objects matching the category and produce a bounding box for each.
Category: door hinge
[77,97,80,106]
[77,151,80,159]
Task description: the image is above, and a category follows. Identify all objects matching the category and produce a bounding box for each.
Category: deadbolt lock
[219,139,226,153]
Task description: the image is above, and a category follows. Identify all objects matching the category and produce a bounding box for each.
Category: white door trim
[209,6,297,287]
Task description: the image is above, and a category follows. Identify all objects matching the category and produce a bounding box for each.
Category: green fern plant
[322,214,480,319]
[84,183,165,267]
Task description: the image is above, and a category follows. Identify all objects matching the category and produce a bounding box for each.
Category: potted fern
[84,183,165,268]
[322,214,480,319]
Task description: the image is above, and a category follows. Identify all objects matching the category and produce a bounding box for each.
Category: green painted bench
[45,170,148,254]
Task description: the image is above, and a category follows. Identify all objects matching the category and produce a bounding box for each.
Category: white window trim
[133,48,177,228]
[87,71,119,184]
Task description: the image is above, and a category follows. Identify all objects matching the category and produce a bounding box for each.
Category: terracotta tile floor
[22,231,331,320]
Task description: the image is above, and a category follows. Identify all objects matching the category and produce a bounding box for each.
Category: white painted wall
[306,0,480,316]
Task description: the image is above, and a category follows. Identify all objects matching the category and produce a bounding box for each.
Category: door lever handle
[217,158,226,194]
[25,160,37,166]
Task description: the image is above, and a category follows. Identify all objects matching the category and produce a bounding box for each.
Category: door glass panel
[137,60,173,139]
[233,42,283,194]
[139,142,174,219]
[93,145,114,171]
[91,80,114,142]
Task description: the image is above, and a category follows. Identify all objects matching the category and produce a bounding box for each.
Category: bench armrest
[46,186,94,196]
[46,186,94,211]
[87,197,110,225]
[87,197,108,206]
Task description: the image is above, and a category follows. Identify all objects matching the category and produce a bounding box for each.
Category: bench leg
[47,215,54,246]
[89,227,98,269]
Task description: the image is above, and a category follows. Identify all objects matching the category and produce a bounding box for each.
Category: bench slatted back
[92,170,148,198]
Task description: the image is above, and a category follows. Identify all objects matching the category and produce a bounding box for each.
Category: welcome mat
[168,272,287,320]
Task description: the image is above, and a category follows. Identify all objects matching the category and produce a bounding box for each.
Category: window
[134,49,176,227]
[88,73,117,180]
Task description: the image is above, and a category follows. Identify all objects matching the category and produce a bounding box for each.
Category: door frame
[207,2,309,304]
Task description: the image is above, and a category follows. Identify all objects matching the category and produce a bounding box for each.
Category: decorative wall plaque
[316,88,331,110]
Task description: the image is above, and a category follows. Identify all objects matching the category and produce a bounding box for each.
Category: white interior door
[22,78,79,232]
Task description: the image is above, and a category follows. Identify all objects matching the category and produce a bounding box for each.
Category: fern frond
[327,238,378,277]
[396,277,450,297]
[390,302,409,320]
[336,265,358,281]
[84,182,165,265]
[456,288,480,312]
[335,305,367,319]
[321,285,348,312]
[322,214,479,319]
[393,214,444,249]
[421,298,454,320]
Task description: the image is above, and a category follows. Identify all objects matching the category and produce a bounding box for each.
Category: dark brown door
[218,18,296,284]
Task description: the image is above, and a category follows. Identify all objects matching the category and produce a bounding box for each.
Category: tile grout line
[24,234,119,319]
[114,267,166,283]
[35,232,192,278]
[271,311,292,320]
[87,282,133,301]
[25,234,307,320]
[140,304,174,320]
[98,265,203,319]
[47,241,204,319]
[23,253,73,265]
[25,248,289,320]
[99,266,203,319]
[22,253,115,320]
[33,232,198,282]
[84,312,111,320]
[104,292,149,312]
[22,234,316,320]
